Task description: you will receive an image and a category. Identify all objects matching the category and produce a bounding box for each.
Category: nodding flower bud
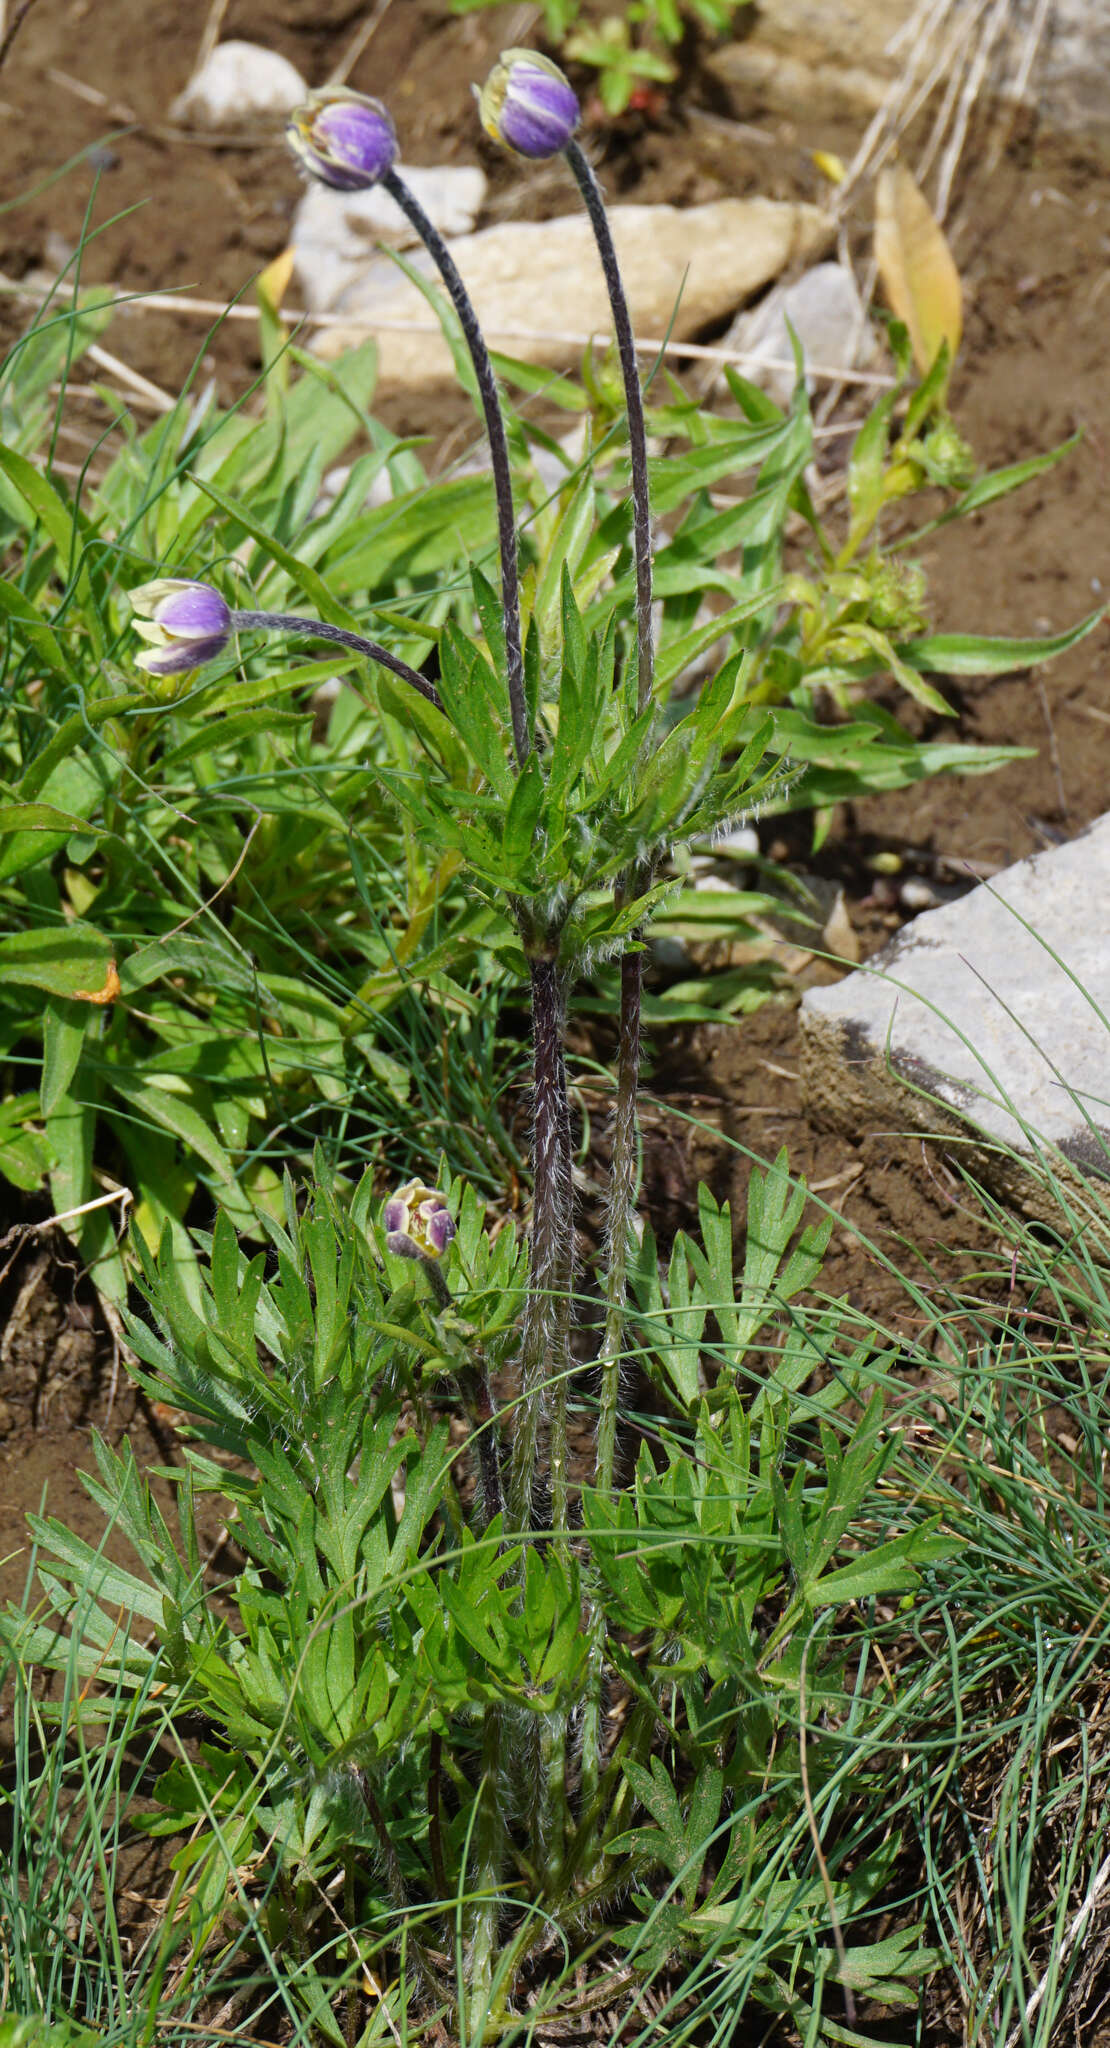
[479,48,579,160]
[383,1181,456,1260]
[130,578,232,677]
[287,89,398,192]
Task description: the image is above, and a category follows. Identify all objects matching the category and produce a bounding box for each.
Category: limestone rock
[719,260,874,406]
[709,0,1110,136]
[305,199,831,390]
[706,0,915,122]
[800,815,1110,1219]
[171,41,307,128]
[291,166,488,313]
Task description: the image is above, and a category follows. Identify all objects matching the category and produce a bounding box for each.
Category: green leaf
[0,571,71,679]
[903,608,1104,675]
[923,434,1081,530]
[0,2020,104,2048]
[0,922,114,1000]
[809,1526,960,1606]
[846,390,897,538]
[42,997,88,1116]
[501,753,545,876]
[0,801,106,838]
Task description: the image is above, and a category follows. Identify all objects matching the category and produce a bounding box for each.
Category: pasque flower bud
[129,578,232,677]
[383,1181,456,1260]
[287,89,398,191]
[479,49,579,160]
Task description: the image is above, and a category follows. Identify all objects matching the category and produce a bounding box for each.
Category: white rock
[800,814,1110,1219]
[171,41,307,128]
[720,261,873,407]
[712,825,761,863]
[307,199,830,390]
[291,166,488,313]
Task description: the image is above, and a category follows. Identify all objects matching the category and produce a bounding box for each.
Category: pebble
[170,41,308,127]
[899,877,938,911]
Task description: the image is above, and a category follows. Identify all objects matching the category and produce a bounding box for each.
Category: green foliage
[451,0,751,114]
[2,1158,945,2040]
[0,273,1087,1269]
[1,147,1102,2048]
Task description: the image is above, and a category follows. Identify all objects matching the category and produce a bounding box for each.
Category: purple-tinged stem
[230,610,441,707]
[508,955,574,1535]
[381,167,530,770]
[563,141,655,1497]
[563,141,653,721]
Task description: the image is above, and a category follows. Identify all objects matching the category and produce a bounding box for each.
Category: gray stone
[1042,0,1110,135]
[291,166,488,313]
[708,0,1110,136]
[800,814,1110,1216]
[719,261,874,407]
[307,200,830,390]
[170,41,307,127]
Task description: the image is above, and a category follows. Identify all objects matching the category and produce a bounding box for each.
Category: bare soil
[2,0,1110,2027]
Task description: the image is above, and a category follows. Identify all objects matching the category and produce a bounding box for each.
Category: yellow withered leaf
[874,163,962,379]
[257,246,296,314]
[74,959,121,1005]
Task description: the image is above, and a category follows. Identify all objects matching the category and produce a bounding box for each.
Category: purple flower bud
[287,90,398,192]
[130,578,232,679]
[385,1229,420,1261]
[417,1198,456,1258]
[382,1179,454,1259]
[479,48,579,160]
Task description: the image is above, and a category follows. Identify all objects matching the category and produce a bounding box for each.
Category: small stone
[719,262,873,407]
[899,877,938,911]
[800,814,1110,1219]
[291,165,488,312]
[171,41,307,127]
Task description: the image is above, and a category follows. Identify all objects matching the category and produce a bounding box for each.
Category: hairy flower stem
[230,610,441,706]
[593,936,642,1497]
[381,168,530,769]
[563,143,653,722]
[467,1708,508,2020]
[563,141,655,1496]
[508,955,573,1536]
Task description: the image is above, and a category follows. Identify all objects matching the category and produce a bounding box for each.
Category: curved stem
[563,140,653,721]
[230,610,441,707]
[508,956,574,1536]
[563,141,655,1498]
[382,167,530,769]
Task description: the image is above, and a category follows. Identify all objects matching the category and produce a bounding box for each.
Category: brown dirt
[2,0,1110,2028]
